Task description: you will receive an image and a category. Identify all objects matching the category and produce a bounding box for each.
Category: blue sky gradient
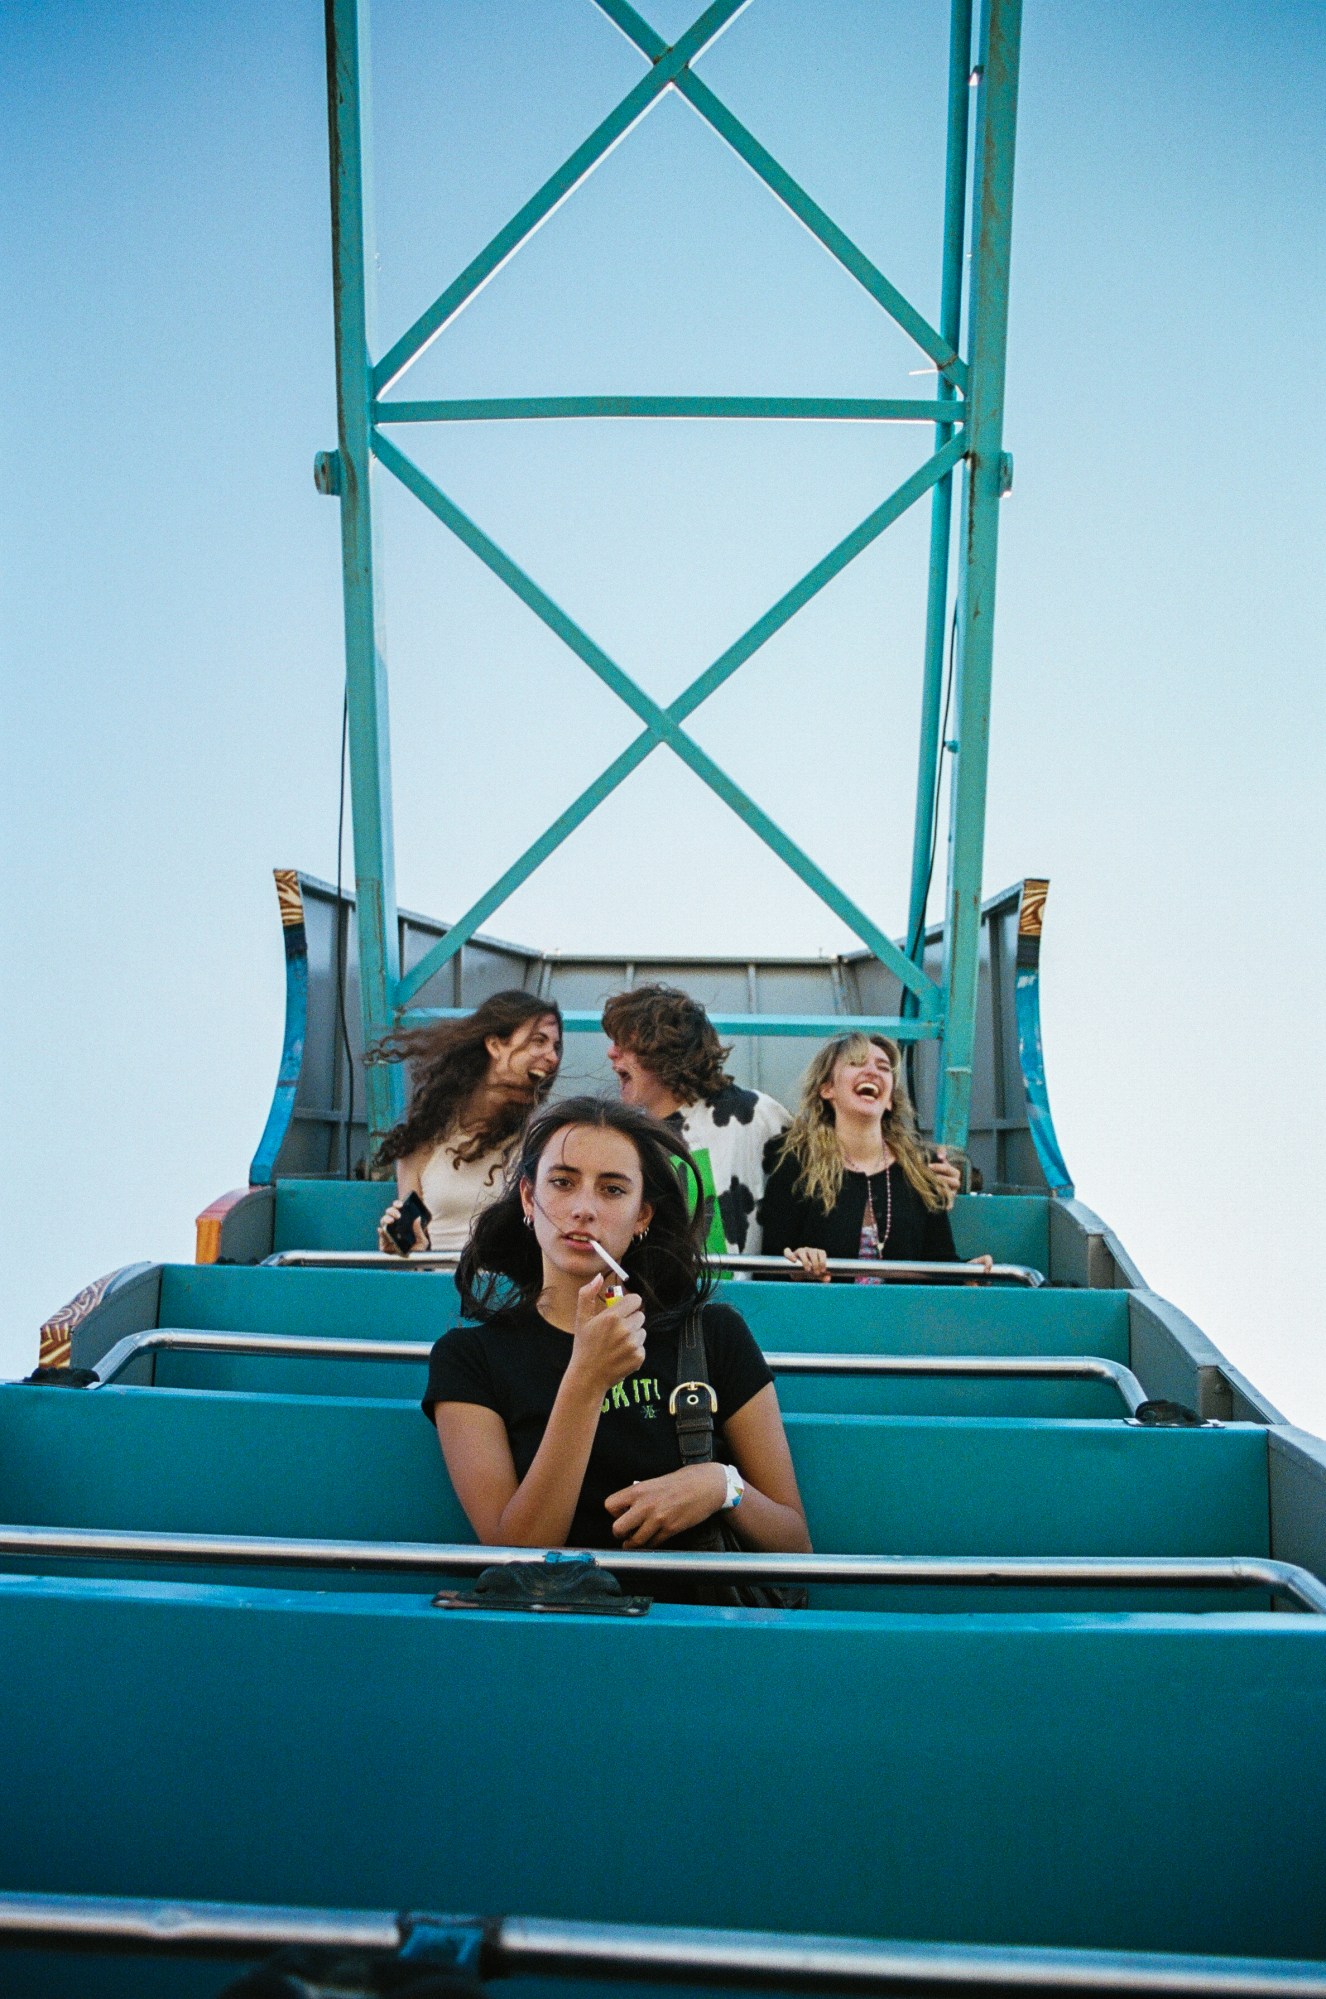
[3,2,1324,1418]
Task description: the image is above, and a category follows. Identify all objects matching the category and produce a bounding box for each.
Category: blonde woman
[757,1033,991,1280]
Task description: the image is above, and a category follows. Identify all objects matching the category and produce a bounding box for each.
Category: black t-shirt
[758,1151,958,1265]
[422,1301,773,1550]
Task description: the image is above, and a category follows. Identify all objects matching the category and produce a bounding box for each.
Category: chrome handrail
[0,1524,1321,1609]
[771,1351,1148,1412]
[261,1249,1045,1285]
[90,1329,1145,1411]
[2,1895,1325,1994]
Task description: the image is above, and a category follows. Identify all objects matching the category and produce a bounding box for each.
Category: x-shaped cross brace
[382,428,962,1013]
[375,0,965,397]
[370,0,968,1017]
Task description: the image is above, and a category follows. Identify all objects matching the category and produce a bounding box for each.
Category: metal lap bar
[3,1898,1326,1997]
[2,1526,1323,1610]
[500,1917,1326,1997]
[0,1891,400,1958]
[90,1333,1134,1405]
[91,1329,437,1385]
[259,1249,1043,1285]
[766,1352,1146,1413]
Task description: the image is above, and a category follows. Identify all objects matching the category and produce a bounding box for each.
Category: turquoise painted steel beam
[395,736,667,1004]
[936,0,1022,1146]
[904,0,974,998]
[391,431,963,1006]
[324,0,403,1137]
[594,0,967,390]
[400,1010,944,1041]
[374,396,958,425]
[379,428,963,1009]
[371,0,750,397]
[672,434,965,723]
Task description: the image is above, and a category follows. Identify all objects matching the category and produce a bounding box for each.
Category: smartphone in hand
[386,1190,431,1255]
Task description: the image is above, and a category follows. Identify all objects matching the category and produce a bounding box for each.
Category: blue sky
[3,1,1324,1421]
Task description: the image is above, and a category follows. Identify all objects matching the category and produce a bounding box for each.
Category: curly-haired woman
[373,991,562,1256]
[758,1032,990,1280]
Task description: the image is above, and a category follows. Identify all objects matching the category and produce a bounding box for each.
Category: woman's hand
[377,1198,427,1256]
[565,1275,646,1396]
[604,1464,727,1547]
[967,1253,994,1274]
[783,1246,831,1282]
[931,1146,963,1198]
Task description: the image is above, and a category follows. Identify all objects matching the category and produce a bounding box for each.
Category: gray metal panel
[212,1189,276,1266]
[64,1265,164,1372]
[1127,1292,1285,1425]
[1049,1199,1145,1290]
[1268,1427,1326,1584]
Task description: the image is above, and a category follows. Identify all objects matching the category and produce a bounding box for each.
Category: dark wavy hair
[370,991,562,1170]
[600,983,731,1104]
[456,1095,713,1325]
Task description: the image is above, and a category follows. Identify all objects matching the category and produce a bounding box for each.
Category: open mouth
[855,1082,882,1100]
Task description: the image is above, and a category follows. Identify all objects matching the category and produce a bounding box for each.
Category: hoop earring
[523,1212,534,1230]
[634,1226,649,1240]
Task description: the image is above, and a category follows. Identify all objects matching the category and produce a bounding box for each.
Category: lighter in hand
[589,1238,629,1304]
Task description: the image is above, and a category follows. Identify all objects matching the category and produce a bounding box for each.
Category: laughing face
[820,1040,895,1122]
[486,1013,562,1100]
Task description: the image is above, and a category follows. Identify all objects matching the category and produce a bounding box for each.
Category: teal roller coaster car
[11,865,1326,1999]
[9,1,1326,1993]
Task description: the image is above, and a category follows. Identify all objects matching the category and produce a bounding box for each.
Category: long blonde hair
[777,1033,952,1215]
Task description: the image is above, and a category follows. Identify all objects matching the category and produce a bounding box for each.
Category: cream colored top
[418,1136,513,1254]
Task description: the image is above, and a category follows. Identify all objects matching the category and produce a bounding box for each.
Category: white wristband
[720,1463,745,1511]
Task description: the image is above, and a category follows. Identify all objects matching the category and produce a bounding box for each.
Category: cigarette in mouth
[588,1238,629,1298]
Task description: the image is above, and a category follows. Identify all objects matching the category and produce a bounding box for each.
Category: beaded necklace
[855,1164,892,1284]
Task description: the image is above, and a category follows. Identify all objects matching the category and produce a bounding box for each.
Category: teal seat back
[152,1347,1129,1417]
[2,1582,1325,1961]
[0,1387,1267,1559]
[950,1192,1047,1266]
[157,1265,1129,1358]
[729,1284,1127,1357]
[273,1178,392,1251]
[267,1180,1049,1265]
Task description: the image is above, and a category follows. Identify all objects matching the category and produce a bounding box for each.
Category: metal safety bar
[259,1250,1045,1286]
[3,1896,1326,1996]
[89,1330,1142,1411]
[1,1524,1322,1610]
[770,1352,1148,1412]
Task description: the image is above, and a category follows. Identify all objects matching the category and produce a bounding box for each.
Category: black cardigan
[758,1151,958,1265]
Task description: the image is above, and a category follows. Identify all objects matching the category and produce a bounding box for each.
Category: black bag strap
[669,1309,718,1468]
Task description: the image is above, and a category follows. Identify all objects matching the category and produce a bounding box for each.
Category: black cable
[906,601,959,1104]
[918,598,959,944]
[335,689,356,1178]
